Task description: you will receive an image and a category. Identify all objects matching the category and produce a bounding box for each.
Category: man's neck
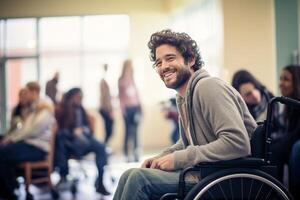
[176,79,190,97]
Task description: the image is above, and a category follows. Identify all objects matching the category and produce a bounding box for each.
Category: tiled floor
[16,153,154,200]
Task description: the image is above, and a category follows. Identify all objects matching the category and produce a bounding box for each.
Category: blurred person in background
[118,59,142,162]
[271,65,300,199]
[99,64,114,145]
[232,69,275,122]
[54,87,110,196]
[6,88,31,135]
[0,82,55,200]
[46,71,59,104]
[161,97,179,144]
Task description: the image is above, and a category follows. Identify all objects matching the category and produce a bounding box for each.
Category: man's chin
[164,81,178,89]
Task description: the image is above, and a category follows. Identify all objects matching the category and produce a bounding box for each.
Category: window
[39,15,130,107]
[5,18,37,56]
[0,15,130,133]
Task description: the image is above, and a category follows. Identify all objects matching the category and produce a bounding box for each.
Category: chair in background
[18,125,59,200]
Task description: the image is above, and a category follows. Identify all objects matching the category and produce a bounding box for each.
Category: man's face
[154,44,192,90]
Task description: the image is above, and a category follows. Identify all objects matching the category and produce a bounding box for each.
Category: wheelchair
[161,96,300,200]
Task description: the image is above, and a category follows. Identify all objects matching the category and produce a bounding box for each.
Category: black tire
[184,168,293,200]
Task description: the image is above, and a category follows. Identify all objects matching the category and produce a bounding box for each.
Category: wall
[222,0,277,93]
[275,0,299,82]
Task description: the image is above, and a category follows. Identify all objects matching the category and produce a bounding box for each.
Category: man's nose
[161,59,170,69]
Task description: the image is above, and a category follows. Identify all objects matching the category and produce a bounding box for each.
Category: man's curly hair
[148,29,204,71]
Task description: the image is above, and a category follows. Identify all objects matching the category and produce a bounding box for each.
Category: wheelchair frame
[161,96,300,200]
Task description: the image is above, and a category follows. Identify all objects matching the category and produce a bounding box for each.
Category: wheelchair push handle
[273,96,300,108]
[266,96,300,127]
[265,96,300,163]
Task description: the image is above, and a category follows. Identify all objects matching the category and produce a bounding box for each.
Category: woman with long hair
[232,70,274,121]
[55,88,110,195]
[118,59,142,162]
[276,65,300,199]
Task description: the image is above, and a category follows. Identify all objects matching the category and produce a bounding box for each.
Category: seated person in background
[271,65,300,199]
[232,70,275,122]
[6,88,31,134]
[113,29,256,200]
[54,87,110,196]
[0,82,55,200]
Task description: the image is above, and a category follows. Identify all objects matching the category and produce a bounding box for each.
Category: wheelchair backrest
[250,123,266,159]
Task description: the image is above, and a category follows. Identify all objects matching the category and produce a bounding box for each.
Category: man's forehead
[155,44,178,58]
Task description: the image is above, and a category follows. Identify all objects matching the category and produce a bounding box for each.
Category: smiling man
[113,29,257,200]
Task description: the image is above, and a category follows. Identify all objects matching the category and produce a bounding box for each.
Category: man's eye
[167,56,175,61]
[156,62,162,67]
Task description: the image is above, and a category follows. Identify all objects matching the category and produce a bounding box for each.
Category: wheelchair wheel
[184,168,293,200]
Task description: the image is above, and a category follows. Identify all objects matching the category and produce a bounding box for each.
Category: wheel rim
[194,173,290,200]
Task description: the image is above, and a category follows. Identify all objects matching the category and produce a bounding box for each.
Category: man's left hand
[150,153,175,171]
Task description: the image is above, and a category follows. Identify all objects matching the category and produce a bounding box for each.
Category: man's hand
[149,154,175,171]
[141,156,156,168]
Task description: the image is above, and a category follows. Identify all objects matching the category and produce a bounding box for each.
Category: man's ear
[188,57,196,69]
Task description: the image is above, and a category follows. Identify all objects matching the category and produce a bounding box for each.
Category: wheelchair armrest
[196,157,265,168]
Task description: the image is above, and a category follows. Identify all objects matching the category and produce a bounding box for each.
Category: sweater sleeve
[157,138,185,158]
[174,78,254,169]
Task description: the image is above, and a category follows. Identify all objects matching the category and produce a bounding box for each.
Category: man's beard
[164,68,191,89]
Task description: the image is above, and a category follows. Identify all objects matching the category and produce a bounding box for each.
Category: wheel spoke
[217,183,227,200]
[207,189,216,200]
[241,177,243,200]
[248,179,254,200]
[229,178,233,200]
[254,182,264,200]
[264,187,273,200]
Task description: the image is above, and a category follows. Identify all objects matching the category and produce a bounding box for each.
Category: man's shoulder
[192,77,236,102]
[194,76,226,90]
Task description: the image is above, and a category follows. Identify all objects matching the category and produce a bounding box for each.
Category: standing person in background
[232,70,275,122]
[272,65,300,199]
[46,72,59,104]
[99,64,114,145]
[118,59,142,162]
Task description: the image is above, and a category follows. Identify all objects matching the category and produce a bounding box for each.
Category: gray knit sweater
[158,69,257,170]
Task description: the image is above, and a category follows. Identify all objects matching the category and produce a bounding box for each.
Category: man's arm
[173,78,256,169]
[141,138,184,169]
